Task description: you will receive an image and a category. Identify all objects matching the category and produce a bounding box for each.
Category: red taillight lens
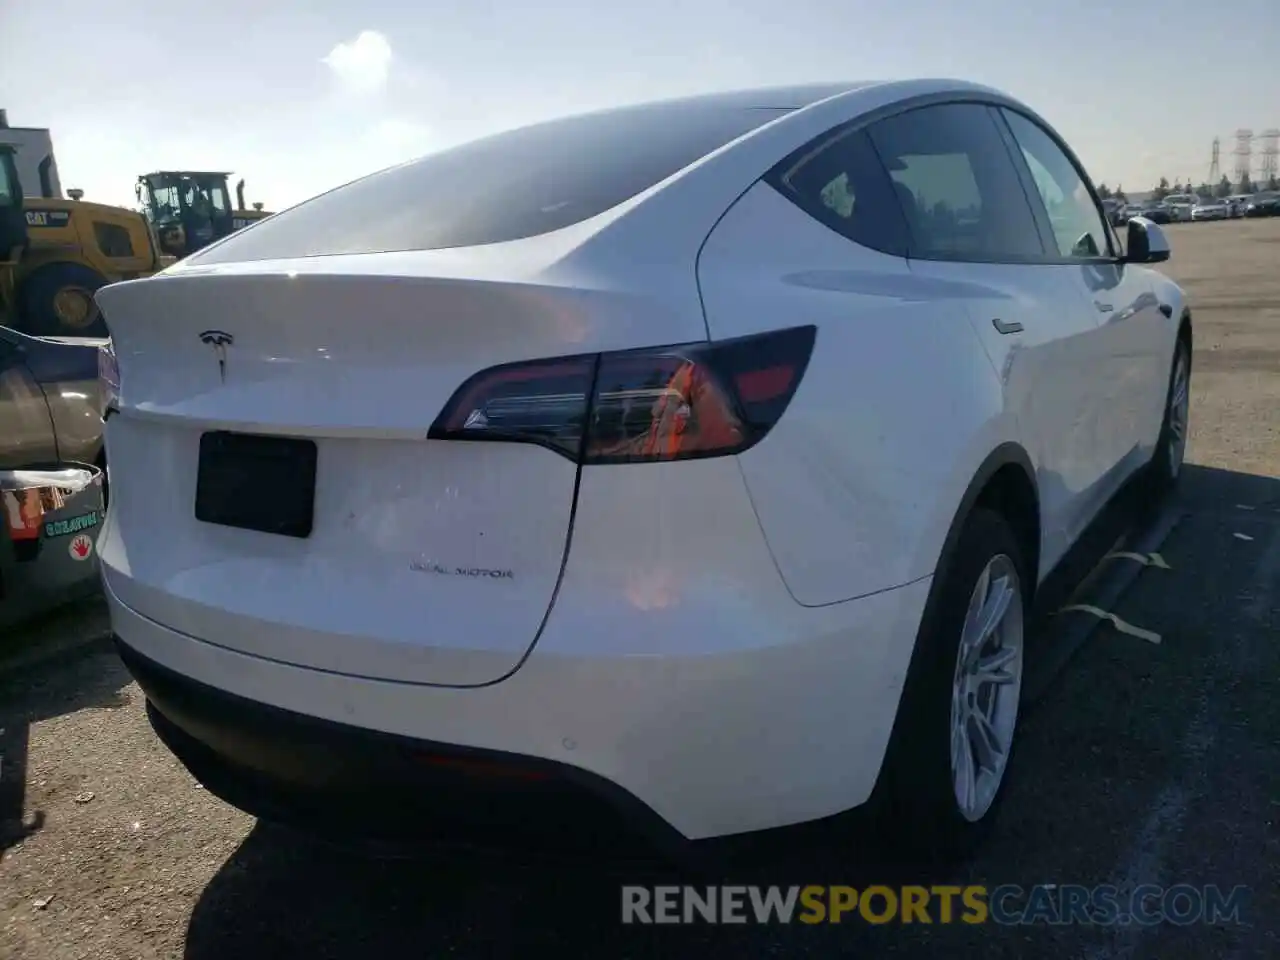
[427,325,815,464]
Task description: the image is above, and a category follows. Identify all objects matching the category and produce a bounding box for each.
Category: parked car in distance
[1,325,108,628]
[1132,200,1173,224]
[1162,193,1200,222]
[1190,199,1230,221]
[96,79,1191,860]
[1243,192,1280,217]
[1225,194,1252,218]
[1101,198,1126,227]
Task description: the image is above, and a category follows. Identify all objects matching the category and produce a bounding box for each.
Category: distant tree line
[1095,183,1129,202]
[1095,173,1280,203]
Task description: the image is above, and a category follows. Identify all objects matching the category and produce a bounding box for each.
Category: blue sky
[2,0,1277,211]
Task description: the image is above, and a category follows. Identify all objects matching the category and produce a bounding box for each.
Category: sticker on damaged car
[44,511,100,538]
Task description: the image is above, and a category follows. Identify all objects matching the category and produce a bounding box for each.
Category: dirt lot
[1,218,1278,959]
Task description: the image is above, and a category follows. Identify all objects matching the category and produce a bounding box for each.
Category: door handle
[991,318,1023,335]
[1094,301,1114,313]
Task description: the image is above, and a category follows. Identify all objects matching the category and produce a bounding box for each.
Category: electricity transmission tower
[1260,129,1280,186]
[1233,129,1254,186]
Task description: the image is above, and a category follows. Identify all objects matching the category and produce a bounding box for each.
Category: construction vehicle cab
[137,170,232,257]
[137,171,269,258]
[0,146,26,265]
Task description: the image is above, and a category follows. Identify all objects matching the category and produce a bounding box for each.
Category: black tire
[1143,337,1191,501]
[17,262,109,338]
[873,508,1029,860]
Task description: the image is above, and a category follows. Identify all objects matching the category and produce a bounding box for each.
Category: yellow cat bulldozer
[136,171,272,259]
[0,144,172,338]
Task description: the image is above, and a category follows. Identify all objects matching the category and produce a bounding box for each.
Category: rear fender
[912,439,1040,594]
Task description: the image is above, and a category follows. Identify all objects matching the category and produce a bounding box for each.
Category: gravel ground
[1,218,1277,959]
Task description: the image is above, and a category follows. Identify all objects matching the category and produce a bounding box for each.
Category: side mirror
[1123,217,1170,264]
[1072,232,1101,258]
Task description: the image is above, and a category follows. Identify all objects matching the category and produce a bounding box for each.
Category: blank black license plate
[195,431,317,538]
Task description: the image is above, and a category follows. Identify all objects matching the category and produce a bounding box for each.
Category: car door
[0,333,60,548]
[996,107,1165,497]
[865,102,1106,575]
[0,335,59,470]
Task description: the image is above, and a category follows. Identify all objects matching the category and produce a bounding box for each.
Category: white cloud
[322,30,393,95]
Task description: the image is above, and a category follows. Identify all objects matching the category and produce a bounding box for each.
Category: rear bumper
[118,636,686,860]
[105,571,932,844]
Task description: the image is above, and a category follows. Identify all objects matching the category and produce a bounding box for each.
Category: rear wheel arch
[867,447,1039,845]
[932,442,1041,598]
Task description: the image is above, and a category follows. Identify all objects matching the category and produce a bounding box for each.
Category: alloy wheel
[949,554,1024,823]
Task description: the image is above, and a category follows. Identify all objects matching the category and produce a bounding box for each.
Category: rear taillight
[428,325,815,464]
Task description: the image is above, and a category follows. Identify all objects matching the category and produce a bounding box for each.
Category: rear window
[190,101,788,263]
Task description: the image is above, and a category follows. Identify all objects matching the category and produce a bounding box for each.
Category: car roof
[181,77,1045,267]
[650,82,883,110]
[514,82,884,133]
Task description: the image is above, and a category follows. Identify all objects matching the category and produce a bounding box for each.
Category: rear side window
[866,103,1046,262]
[190,103,789,263]
[766,128,909,256]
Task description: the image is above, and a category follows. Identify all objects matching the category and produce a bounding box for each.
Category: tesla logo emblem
[199,330,233,382]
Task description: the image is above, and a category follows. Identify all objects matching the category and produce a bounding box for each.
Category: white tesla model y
[94,79,1191,857]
